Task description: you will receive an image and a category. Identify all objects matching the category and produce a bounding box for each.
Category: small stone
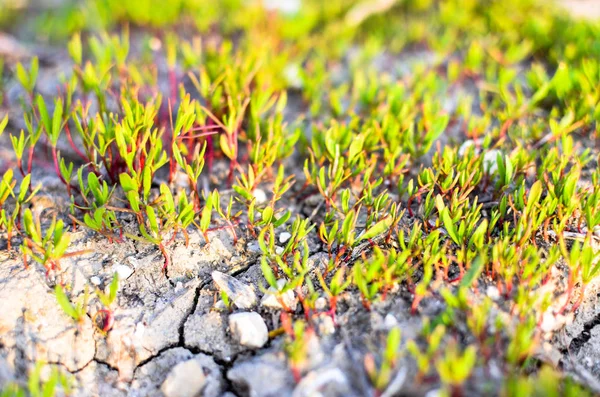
[261,279,297,311]
[247,242,261,254]
[253,189,268,204]
[283,64,303,89]
[384,314,398,329]
[315,297,328,311]
[90,276,101,286]
[229,312,269,349]
[293,368,350,397]
[160,359,207,397]
[458,139,476,156]
[315,315,335,336]
[112,263,134,280]
[214,300,227,311]
[149,37,162,51]
[486,285,500,301]
[483,149,501,174]
[593,225,600,238]
[275,246,284,255]
[212,271,257,309]
[227,353,294,396]
[279,232,292,244]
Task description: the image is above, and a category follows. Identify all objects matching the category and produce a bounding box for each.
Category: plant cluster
[1,0,600,394]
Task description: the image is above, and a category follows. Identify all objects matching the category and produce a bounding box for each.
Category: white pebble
[229,312,269,348]
[112,264,134,280]
[486,285,500,301]
[253,189,268,204]
[279,232,292,244]
[384,314,398,329]
[315,297,328,311]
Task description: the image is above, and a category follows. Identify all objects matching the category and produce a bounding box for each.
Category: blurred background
[1,0,599,42]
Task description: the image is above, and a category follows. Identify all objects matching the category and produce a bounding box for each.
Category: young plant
[364,327,402,392]
[21,209,72,273]
[93,273,119,334]
[55,284,88,324]
[434,341,477,395]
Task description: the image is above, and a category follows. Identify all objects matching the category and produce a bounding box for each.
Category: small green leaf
[0,115,7,136]
[109,273,119,305]
[358,215,392,242]
[442,208,460,245]
[260,257,278,289]
[460,255,484,289]
[200,193,214,232]
[55,285,80,321]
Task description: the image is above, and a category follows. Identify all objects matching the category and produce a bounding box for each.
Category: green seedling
[21,209,74,273]
[94,273,119,334]
[407,322,446,380]
[364,327,402,392]
[0,361,72,397]
[435,341,477,395]
[316,266,351,322]
[283,318,311,382]
[15,57,38,98]
[55,284,88,324]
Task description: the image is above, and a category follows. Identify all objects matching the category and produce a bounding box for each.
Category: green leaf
[55,285,80,321]
[146,206,159,234]
[262,205,274,224]
[442,208,460,245]
[460,255,484,289]
[109,273,119,305]
[526,180,543,213]
[15,62,27,87]
[385,327,401,362]
[68,33,83,65]
[260,257,278,289]
[348,134,365,162]
[358,215,392,242]
[37,95,50,136]
[0,115,7,136]
[428,114,449,142]
[50,98,63,146]
[200,193,213,232]
[142,166,152,202]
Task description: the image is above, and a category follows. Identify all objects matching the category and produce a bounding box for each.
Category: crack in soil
[178,279,209,346]
[132,344,182,371]
[566,311,600,355]
[92,357,121,373]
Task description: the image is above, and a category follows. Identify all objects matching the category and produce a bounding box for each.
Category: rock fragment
[211,271,257,309]
[293,368,352,397]
[112,263,134,280]
[279,232,292,244]
[160,359,207,397]
[228,352,294,397]
[229,312,269,349]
